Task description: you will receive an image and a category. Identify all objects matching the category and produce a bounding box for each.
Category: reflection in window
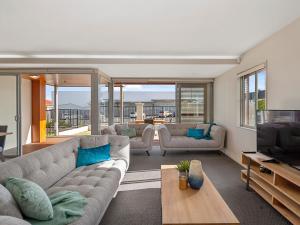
[241,69,266,128]
[180,86,205,123]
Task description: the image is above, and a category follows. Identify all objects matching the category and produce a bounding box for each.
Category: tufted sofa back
[164,123,212,136]
[128,124,149,136]
[0,138,79,189]
[114,124,148,136]
[0,135,130,190]
[79,135,130,169]
[165,124,196,136]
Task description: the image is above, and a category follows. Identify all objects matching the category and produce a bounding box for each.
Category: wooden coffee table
[161,165,239,225]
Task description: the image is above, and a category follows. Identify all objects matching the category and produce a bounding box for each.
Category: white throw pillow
[196,124,210,134]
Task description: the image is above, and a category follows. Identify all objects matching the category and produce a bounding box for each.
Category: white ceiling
[1,0,300,78]
[97,64,236,78]
[0,63,236,78]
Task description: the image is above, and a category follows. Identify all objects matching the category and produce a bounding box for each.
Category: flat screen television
[257,110,300,170]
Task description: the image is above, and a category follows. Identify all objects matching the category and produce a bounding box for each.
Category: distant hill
[59,103,86,109]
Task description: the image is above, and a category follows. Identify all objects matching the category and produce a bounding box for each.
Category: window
[241,68,266,128]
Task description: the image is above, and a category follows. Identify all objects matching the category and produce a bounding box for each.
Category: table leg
[246,158,251,191]
[0,147,5,162]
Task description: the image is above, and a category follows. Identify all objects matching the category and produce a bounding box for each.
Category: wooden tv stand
[241,153,300,224]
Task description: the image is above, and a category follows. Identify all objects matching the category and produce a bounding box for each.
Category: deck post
[120,85,124,124]
[108,81,114,125]
[54,85,59,136]
[91,73,100,135]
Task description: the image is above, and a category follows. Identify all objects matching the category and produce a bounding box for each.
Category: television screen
[257,110,300,170]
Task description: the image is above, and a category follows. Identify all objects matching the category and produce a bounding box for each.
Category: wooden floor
[23,137,73,154]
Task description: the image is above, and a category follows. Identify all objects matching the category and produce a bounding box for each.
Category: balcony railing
[46,105,176,135]
[46,109,90,136]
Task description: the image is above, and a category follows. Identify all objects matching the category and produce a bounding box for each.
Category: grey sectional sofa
[102,124,155,155]
[158,123,226,156]
[0,135,130,225]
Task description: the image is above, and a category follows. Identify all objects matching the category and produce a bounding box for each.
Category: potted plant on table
[176,160,190,190]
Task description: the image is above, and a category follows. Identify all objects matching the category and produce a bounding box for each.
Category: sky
[248,70,266,92]
[46,73,265,100]
[46,85,175,100]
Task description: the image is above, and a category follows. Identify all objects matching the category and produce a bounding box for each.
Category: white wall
[0,76,17,151]
[0,77,32,153]
[214,18,300,163]
[21,79,32,145]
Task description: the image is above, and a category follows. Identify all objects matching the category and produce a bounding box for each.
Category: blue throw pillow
[76,144,111,168]
[203,123,216,140]
[187,128,204,139]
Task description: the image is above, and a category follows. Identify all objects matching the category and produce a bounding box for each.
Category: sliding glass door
[0,74,21,157]
[176,84,207,123]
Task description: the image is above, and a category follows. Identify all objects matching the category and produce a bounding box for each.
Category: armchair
[102,124,155,155]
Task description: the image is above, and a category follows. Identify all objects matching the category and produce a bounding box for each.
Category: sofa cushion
[130,137,147,149]
[121,127,137,138]
[0,184,23,219]
[0,216,31,225]
[80,135,109,149]
[5,177,53,220]
[164,136,220,149]
[76,144,111,168]
[115,124,126,135]
[141,124,155,146]
[102,126,117,135]
[196,124,210,133]
[165,124,196,136]
[129,124,148,137]
[115,124,148,137]
[46,160,126,225]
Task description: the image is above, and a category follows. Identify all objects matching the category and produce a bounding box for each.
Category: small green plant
[177,160,190,174]
[258,99,266,110]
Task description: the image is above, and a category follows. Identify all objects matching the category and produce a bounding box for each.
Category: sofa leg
[162,150,167,157]
[146,150,150,156]
[0,150,5,162]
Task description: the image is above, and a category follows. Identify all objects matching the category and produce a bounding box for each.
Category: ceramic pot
[188,160,204,189]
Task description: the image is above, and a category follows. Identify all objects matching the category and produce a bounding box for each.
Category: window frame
[240,68,267,129]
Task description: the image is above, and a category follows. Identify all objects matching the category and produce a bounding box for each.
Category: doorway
[0,74,21,157]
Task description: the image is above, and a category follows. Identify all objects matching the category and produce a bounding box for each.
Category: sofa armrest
[102,125,117,135]
[210,125,226,148]
[141,124,155,147]
[0,216,31,225]
[108,135,130,169]
[158,125,171,145]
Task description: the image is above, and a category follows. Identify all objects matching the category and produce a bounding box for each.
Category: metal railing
[46,105,177,135]
[46,109,90,136]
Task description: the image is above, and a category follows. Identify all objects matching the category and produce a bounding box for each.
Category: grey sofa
[158,123,226,156]
[0,135,130,225]
[102,124,155,156]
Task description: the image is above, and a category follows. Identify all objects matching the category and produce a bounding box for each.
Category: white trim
[238,126,257,132]
[239,64,267,129]
[0,54,240,64]
[237,63,266,77]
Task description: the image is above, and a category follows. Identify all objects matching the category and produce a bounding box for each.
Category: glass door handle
[14,115,20,122]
